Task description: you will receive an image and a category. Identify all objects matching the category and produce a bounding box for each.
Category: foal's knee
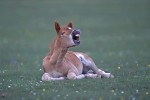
[67,72,77,80]
[42,73,50,81]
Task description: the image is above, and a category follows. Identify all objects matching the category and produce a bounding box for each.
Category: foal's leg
[86,61,114,78]
[85,73,98,78]
[67,70,85,80]
[76,52,114,78]
[42,73,65,81]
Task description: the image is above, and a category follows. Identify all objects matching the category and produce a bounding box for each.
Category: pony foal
[42,21,114,81]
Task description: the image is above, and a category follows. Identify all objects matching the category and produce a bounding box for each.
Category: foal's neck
[50,37,68,66]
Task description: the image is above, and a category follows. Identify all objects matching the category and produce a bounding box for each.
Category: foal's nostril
[71,29,81,35]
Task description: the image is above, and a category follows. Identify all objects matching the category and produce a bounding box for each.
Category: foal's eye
[61,32,65,35]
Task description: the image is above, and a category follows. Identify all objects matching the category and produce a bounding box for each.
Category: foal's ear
[55,21,61,33]
[67,21,73,28]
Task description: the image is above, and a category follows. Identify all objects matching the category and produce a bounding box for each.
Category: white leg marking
[85,73,98,78]
[76,74,85,79]
[42,73,65,81]
[98,69,114,78]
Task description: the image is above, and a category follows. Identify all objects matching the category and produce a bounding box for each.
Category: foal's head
[54,21,81,48]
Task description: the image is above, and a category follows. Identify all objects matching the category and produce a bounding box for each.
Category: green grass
[0,0,150,100]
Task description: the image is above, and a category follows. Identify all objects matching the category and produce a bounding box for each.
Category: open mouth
[72,29,80,45]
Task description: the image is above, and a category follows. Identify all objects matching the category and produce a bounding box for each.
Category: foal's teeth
[75,34,80,37]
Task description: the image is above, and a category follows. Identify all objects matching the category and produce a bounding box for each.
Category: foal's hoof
[109,73,114,78]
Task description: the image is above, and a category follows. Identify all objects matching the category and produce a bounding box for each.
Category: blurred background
[1,0,149,66]
[0,0,150,99]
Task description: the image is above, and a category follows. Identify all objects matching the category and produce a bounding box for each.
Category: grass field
[0,0,150,100]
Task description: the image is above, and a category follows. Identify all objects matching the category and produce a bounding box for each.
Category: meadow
[0,0,150,100]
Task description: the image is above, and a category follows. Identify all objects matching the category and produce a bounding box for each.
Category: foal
[42,21,114,81]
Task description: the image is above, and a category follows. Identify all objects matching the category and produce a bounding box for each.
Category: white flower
[121,91,124,94]
[8,86,11,88]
